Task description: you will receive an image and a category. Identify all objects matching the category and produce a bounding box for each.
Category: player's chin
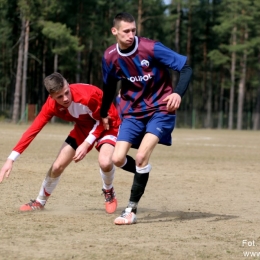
[125,41,133,46]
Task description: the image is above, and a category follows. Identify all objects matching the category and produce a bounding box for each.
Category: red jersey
[10,84,120,160]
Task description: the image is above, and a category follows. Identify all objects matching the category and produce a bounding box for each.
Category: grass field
[0,122,259,260]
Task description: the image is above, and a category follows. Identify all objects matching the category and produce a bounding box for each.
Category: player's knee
[135,152,147,167]
[112,154,125,167]
[99,156,113,172]
[51,162,65,177]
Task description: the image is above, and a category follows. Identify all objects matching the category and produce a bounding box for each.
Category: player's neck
[119,38,136,53]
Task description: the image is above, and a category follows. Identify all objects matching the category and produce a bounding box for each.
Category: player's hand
[101,117,110,130]
[163,93,182,112]
[0,159,14,183]
[73,141,90,163]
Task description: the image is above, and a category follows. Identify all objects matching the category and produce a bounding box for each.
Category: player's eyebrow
[123,28,136,33]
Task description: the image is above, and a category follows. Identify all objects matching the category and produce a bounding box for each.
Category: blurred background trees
[0,0,259,129]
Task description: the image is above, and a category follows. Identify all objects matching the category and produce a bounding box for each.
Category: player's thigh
[113,141,132,166]
[136,133,159,166]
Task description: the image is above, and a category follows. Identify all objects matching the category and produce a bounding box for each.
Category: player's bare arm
[0,159,14,183]
[73,141,91,163]
[163,93,181,112]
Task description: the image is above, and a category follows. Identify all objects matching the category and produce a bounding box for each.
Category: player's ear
[111,27,117,36]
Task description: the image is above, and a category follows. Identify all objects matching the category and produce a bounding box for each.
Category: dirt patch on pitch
[0,123,259,259]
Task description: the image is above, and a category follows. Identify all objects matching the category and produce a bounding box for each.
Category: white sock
[36,176,61,205]
[100,166,115,190]
[136,164,152,174]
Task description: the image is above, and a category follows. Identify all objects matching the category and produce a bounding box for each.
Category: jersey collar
[116,36,138,57]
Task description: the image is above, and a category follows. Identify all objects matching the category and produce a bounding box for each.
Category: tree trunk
[12,17,25,123]
[237,27,248,130]
[137,0,142,36]
[203,12,209,127]
[76,21,81,82]
[218,73,224,129]
[42,39,47,104]
[175,1,180,53]
[253,50,260,130]
[88,39,93,83]
[228,25,237,129]
[205,63,212,128]
[171,0,181,88]
[20,19,30,122]
[186,1,193,128]
[54,53,58,72]
[76,51,81,82]
[186,2,192,65]
[253,87,260,130]
[51,53,58,123]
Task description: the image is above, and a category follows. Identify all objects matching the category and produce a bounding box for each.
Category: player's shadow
[121,208,238,224]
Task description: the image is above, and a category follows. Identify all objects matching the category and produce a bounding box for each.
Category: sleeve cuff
[8,151,20,161]
[85,134,96,145]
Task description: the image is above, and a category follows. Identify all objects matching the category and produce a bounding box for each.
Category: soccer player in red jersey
[0,72,121,214]
[100,12,192,224]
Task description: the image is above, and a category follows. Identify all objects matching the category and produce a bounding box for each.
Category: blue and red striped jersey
[102,36,187,119]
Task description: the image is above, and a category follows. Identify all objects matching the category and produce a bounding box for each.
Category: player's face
[50,83,72,108]
[112,21,136,49]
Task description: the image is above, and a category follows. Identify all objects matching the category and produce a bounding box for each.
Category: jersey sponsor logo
[141,59,149,67]
[127,74,152,83]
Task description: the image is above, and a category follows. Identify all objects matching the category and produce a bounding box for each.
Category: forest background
[0,0,260,130]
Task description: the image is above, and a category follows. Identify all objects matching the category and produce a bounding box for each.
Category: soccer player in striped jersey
[0,72,122,214]
[100,12,192,225]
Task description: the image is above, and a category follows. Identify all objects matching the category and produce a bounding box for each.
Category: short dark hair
[44,72,66,94]
[113,12,135,27]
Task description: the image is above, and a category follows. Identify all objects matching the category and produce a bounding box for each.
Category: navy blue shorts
[117,113,176,149]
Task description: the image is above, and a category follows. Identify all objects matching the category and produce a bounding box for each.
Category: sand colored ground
[0,123,259,260]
